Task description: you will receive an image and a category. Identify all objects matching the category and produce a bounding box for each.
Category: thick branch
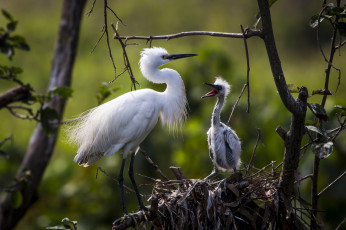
[0,85,31,109]
[256,0,303,115]
[0,0,87,229]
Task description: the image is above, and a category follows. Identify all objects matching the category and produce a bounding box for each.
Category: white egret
[68,47,197,214]
[202,77,241,180]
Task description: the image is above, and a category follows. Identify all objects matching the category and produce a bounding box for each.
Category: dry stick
[318,170,346,198]
[103,0,117,79]
[113,29,263,41]
[336,217,346,230]
[227,84,247,125]
[112,23,138,89]
[87,0,97,16]
[241,25,251,113]
[96,166,136,194]
[245,128,262,176]
[140,148,169,181]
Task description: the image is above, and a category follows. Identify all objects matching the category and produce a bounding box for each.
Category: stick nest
[112,166,310,230]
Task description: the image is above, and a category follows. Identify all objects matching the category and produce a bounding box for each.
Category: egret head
[202,77,231,98]
[140,47,197,69]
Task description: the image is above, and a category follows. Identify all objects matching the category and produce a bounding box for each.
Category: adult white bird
[68,47,197,214]
[202,77,241,180]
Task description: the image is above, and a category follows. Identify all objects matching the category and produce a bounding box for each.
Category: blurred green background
[0,0,345,229]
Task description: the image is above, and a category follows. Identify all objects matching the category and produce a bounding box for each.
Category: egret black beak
[202,83,219,98]
[165,53,197,60]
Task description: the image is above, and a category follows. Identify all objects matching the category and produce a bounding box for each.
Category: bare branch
[87,0,97,16]
[227,83,247,124]
[318,170,346,198]
[111,23,139,89]
[103,0,117,78]
[245,128,262,176]
[113,29,263,41]
[106,6,126,26]
[140,148,169,181]
[0,85,31,109]
[226,25,251,125]
[240,25,251,113]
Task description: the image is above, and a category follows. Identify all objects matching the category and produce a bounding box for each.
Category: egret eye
[216,85,223,91]
[162,54,169,59]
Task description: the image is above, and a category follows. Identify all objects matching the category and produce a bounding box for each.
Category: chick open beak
[202,83,219,98]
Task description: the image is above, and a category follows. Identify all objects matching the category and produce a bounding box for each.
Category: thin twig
[140,148,169,181]
[96,167,136,194]
[318,170,346,198]
[240,25,250,113]
[245,128,262,176]
[87,0,97,16]
[6,106,39,121]
[106,6,126,26]
[90,26,106,54]
[112,23,139,89]
[227,84,247,125]
[103,0,117,78]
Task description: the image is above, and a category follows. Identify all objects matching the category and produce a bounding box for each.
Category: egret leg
[118,158,128,214]
[129,152,147,211]
[204,167,219,180]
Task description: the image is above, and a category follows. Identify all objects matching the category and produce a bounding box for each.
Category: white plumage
[202,77,241,180]
[68,47,196,213]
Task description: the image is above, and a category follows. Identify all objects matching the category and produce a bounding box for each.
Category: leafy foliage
[0,9,30,60]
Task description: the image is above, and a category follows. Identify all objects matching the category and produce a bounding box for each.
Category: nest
[112,165,312,230]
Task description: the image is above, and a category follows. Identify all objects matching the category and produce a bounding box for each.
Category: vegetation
[0,0,345,229]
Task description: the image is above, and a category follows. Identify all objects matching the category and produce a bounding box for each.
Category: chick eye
[162,54,168,59]
[217,85,223,91]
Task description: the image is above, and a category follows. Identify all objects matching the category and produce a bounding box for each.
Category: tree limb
[0,0,87,228]
[0,85,31,110]
[113,29,263,41]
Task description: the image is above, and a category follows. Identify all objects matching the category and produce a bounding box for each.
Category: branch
[226,25,251,125]
[140,148,169,181]
[245,128,262,176]
[113,29,263,41]
[111,23,139,89]
[318,170,346,198]
[0,85,31,109]
[256,0,303,116]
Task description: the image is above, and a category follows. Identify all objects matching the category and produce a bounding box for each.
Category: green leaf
[46,218,77,230]
[306,125,325,136]
[334,105,346,111]
[310,14,326,28]
[305,120,319,126]
[1,9,15,22]
[336,22,346,37]
[11,66,23,74]
[40,107,59,135]
[49,86,73,99]
[11,191,23,209]
[7,21,17,31]
[312,89,332,96]
[287,84,299,93]
[312,141,333,159]
[308,103,329,121]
